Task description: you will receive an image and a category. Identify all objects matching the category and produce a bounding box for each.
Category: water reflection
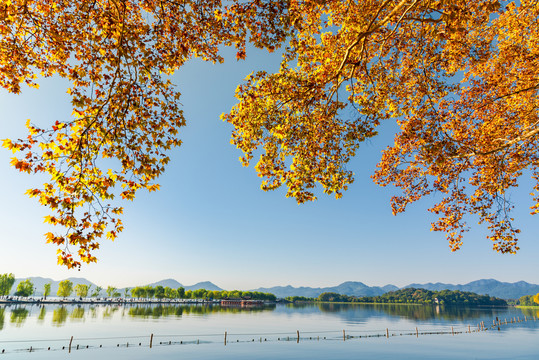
[281,303,514,323]
[37,306,46,323]
[127,304,276,318]
[70,306,85,322]
[103,306,120,319]
[10,307,29,327]
[0,303,535,331]
[52,306,68,326]
[519,307,539,319]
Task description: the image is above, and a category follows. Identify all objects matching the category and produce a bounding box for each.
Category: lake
[0,302,537,359]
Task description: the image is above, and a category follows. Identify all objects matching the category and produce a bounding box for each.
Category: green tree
[164,287,176,299]
[0,273,15,296]
[177,287,185,299]
[74,284,89,298]
[43,283,51,299]
[106,286,117,298]
[145,286,156,299]
[124,288,130,298]
[14,279,34,297]
[90,286,102,298]
[57,280,73,298]
[131,287,144,298]
[155,286,165,299]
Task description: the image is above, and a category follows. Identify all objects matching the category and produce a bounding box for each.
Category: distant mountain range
[145,279,222,292]
[8,277,538,300]
[252,279,539,300]
[402,279,539,300]
[252,282,399,299]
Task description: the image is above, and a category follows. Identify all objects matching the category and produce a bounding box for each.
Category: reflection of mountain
[261,303,529,326]
[316,303,504,323]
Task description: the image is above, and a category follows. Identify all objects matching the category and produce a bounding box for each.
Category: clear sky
[1,46,538,291]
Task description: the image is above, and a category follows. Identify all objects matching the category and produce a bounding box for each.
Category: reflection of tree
[70,307,85,321]
[519,308,539,319]
[89,307,97,318]
[0,308,5,331]
[37,306,47,323]
[127,304,276,319]
[52,307,69,326]
[10,307,29,326]
[316,303,503,322]
[103,306,119,319]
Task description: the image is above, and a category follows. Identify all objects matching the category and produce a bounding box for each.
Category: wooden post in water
[386,328,389,339]
[68,336,73,353]
[468,325,471,333]
[416,327,418,337]
[451,326,454,336]
[297,330,300,343]
[224,331,227,346]
[150,334,154,349]
[343,330,346,341]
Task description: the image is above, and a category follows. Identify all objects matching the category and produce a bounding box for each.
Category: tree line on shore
[286,288,539,306]
[0,274,276,301]
[518,294,539,306]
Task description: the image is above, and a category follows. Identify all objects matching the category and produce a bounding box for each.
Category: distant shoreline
[0,298,273,306]
[290,301,509,307]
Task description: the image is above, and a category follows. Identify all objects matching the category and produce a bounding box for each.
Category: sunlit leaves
[225,0,539,253]
[0,0,271,268]
[2,0,538,264]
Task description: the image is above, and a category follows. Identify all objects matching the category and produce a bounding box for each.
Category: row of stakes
[1,315,536,354]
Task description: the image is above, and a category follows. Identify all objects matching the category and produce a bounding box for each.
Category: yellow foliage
[2,0,538,267]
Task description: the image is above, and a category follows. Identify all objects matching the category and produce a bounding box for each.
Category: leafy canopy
[0,273,16,296]
[57,279,73,298]
[15,279,34,297]
[2,0,538,267]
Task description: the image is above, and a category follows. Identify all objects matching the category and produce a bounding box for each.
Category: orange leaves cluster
[1,0,286,268]
[2,0,538,264]
[225,0,539,253]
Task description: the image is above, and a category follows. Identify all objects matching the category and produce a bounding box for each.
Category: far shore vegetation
[2,274,539,307]
[286,288,539,307]
[0,273,276,302]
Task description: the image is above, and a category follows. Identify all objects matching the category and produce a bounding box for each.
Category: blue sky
[1,46,538,290]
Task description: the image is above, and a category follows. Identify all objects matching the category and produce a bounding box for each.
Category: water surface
[0,303,537,359]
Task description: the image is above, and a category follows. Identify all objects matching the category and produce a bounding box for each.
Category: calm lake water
[0,303,537,359]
